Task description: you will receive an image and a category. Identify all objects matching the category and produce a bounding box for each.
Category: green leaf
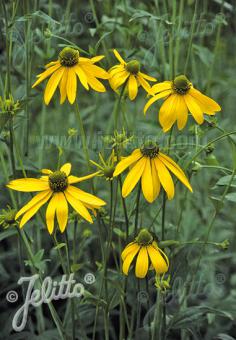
[53,242,66,250]
[225,192,236,203]
[215,175,236,188]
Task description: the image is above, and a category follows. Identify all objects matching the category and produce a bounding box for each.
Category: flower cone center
[49,171,68,192]
[141,141,159,159]
[126,60,140,74]
[173,75,190,94]
[136,229,153,246]
[59,47,79,67]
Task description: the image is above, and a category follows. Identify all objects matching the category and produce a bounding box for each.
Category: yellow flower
[121,229,169,279]
[7,163,106,234]
[32,47,110,105]
[144,75,221,131]
[109,49,156,100]
[113,141,192,202]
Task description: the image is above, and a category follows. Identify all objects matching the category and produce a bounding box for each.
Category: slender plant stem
[134,182,141,234]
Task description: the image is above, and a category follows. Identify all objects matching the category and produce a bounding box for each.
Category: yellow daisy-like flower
[32,47,110,105]
[144,74,221,132]
[113,141,192,203]
[108,49,156,100]
[7,163,106,234]
[121,229,169,279]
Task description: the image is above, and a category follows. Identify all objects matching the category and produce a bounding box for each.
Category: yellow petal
[56,192,68,233]
[122,157,146,197]
[137,74,152,94]
[139,72,157,82]
[46,194,58,234]
[59,69,68,104]
[147,244,169,274]
[184,94,204,124]
[41,169,52,175]
[113,49,126,64]
[177,96,188,130]
[60,163,71,176]
[67,186,106,206]
[16,190,52,219]
[82,64,109,79]
[154,157,175,199]
[122,244,140,275]
[32,63,61,88]
[135,247,149,278]
[74,65,89,90]
[86,74,106,92]
[141,158,154,203]
[113,149,143,177]
[128,75,138,100]
[66,67,77,104]
[144,90,172,114]
[121,242,136,260]
[109,70,129,90]
[189,88,221,113]
[44,67,65,105]
[7,178,50,192]
[151,81,172,94]
[158,155,193,192]
[159,94,178,132]
[68,171,100,184]
[90,55,105,63]
[151,159,161,200]
[64,190,93,223]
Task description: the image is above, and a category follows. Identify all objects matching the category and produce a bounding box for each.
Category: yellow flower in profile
[121,229,169,279]
[113,141,192,202]
[109,49,156,100]
[32,47,110,105]
[7,163,106,234]
[144,75,221,131]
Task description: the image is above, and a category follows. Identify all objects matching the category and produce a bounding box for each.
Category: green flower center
[141,141,159,159]
[136,229,153,246]
[126,60,140,74]
[49,171,68,192]
[172,75,191,94]
[103,166,115,179]
[59,47,79,67]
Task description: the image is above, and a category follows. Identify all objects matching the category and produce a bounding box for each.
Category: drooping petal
[158,154,192,192]
[122,245,140,275]
[113,49,126,64]
[177,96,188,130]
[151,81,172,94]
[82,64,109,79]
[159,94,178,132]
[154,157,175,199]
[44,67,65,105]
[74,65,89,90]
[46,194,58,234]
[7,178,50,192]
[66,67,77,104]
[139,72,157,82]
[184,94,204,124]
[189,88,221,113]
[151,159,161,200]
[128,75,138,100]
[147,244,169,274]
[137,74,152,94]
[121,242,136,260]
[60,163,71,176]
[90,55,105,63]
[141,158,154,203]
[144,90,172,114]
[32,63,61,88]
[16,190,52,219]
[56,192,68,233]
[113,149,143,177]
[122,157,146,197]
[109,70,129,90]
[64,190,93,223]
[59,69,68,104]
[86,74,106,92]
[41,169,52,175]
[135,247,149,278]
[67,186,106,206]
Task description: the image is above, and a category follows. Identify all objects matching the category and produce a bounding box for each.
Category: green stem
[134,181,141,234]
[184,0,198,74]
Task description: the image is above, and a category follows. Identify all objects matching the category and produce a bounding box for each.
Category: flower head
[109,49,156,100]
[0,207,17,229]
[113,141,192,202]
[90,150,117,180]
[7,163,106,234]
[144,74,221,131]
[121,229,169,278]
[32,47,110,105]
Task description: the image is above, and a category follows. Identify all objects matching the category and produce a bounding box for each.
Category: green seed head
[173,75,191,95]
[49,171,68,192]
[136,229,153,246]
[126,60,140,74]
[141,141,159,159]
[59,47,79,67]
[103,166,115,179]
